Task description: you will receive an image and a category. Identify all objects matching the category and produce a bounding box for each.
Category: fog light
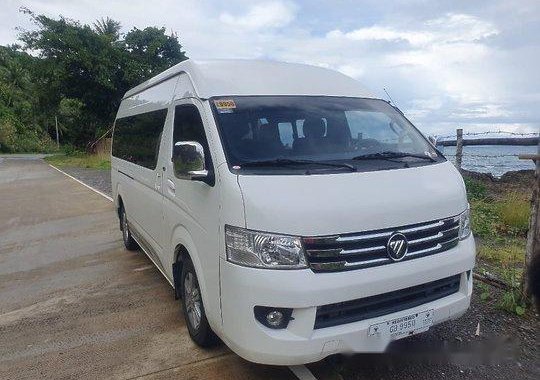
[266,310,284,327]
[254,306,293,329]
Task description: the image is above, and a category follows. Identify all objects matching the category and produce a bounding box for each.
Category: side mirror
[428,135,437,147]
[173,141,208,179]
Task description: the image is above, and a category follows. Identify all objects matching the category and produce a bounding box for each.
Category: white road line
[49,162,319,380]
[48,164,113,202]
[289,365,318,380]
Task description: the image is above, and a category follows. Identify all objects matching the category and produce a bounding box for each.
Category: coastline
[461,168,535,196]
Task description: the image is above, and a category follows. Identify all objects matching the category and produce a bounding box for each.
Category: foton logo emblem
[387,233,408,261]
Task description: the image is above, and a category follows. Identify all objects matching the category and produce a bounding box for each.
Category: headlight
[459,207,471,240]
[225,225,307,269]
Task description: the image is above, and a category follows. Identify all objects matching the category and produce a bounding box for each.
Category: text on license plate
[368,310,434,340]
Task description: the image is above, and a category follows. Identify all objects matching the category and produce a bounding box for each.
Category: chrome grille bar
[307,245,387,257]
[303,215,461,272]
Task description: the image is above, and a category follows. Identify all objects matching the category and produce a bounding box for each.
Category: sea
[440,145,537,177]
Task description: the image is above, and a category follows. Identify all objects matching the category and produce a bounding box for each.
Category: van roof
[123,59,375,100]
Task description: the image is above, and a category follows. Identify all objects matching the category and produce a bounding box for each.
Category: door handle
[167,179,176,195]
[155,173,162,190]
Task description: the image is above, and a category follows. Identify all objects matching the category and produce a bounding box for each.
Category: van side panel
[112,76,179,278]
[161,98,224,332]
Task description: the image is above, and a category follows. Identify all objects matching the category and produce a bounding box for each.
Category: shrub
[0,116,17,151]
[0,115,57,153]
[496,193,530,235]
[464,177,488,200]
[470,199,500,238]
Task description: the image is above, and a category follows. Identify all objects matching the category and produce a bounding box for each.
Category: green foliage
[470,200,499,238]
[477,239,526,266]
[498,289,527,316]
[93,17,121,40]
[122,27,186,84]
[496,193,530,235]
[469,195,530,239]
[0,8,188,151]
[477,282,492,301]
[477,243,528,317]
[464,177,488,200]
[468,176,531,317]
[45,152,111,169]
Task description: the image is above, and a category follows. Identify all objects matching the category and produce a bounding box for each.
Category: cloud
[327,27,433,46]
[316,13,532,132]
[425,13,499,43]
[219,1,297,30]
[326,13,498,48]
[0,1,538,134]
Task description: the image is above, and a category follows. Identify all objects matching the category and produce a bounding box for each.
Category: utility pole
[455,128,463,171]
[55,116,60,149]
[519,139,540,311]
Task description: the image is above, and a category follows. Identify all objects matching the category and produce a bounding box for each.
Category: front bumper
[219,235,475,365]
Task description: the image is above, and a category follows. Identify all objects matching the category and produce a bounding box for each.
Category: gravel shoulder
[328,288,539,380]
[57,167,112,197]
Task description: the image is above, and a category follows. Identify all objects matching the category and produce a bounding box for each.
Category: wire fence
[444,153,522,158]
[434,130,539,141]
[436,129,539,295]
[433,129,539,176]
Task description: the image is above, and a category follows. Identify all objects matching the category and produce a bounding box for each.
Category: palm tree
[0,60,30,107]
[93,17,121,40]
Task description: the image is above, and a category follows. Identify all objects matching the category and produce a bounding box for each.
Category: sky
[1,0,539,136]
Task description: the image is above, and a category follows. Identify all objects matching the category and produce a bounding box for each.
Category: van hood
[237,161,467,236]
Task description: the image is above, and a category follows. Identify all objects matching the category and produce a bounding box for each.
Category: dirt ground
[462,169,535,198]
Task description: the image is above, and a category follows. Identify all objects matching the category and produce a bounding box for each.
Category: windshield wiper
[238,158,357,172]
[352,151,436,162]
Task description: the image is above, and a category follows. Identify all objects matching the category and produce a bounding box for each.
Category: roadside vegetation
[464,176,531,316]
[1,9,187,153]
[45,150,111,170]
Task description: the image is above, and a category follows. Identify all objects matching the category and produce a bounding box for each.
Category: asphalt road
[0,158,298,380]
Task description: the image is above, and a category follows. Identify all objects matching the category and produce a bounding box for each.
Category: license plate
[368,310,433,340]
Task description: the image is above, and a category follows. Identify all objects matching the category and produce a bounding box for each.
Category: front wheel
[120,206,139,251]
[181,258,218,347]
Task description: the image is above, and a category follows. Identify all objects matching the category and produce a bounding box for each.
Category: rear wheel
[120,206,139,251]
[181,258,218,347]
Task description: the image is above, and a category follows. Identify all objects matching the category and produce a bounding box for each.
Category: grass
[496,193,530,234]
[465,177,531,316]
[45,152,111,169]
[464,177,488,200]
[477,239,526,266]
[467,182,530,239]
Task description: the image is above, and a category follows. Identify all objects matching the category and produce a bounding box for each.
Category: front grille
[303,216,460,272]
[314,274,461,329]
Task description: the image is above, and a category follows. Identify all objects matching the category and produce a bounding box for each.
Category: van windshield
[211,96,442,173]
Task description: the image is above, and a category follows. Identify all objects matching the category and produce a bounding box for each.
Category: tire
[180,258,218,347]
[120,206,139,251]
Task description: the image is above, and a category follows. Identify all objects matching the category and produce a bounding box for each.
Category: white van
[111,59,475,365]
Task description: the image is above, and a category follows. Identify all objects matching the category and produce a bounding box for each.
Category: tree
[0,45,54,153]
[122,27,187,84]
[2,9,188,149]
[93,17,121,41]
[19,10,122,145]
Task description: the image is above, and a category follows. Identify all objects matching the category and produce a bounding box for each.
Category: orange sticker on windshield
[214,99,236,113]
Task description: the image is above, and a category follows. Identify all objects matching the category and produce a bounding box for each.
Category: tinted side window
[112,109,167,169]
[173,105,211,169]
